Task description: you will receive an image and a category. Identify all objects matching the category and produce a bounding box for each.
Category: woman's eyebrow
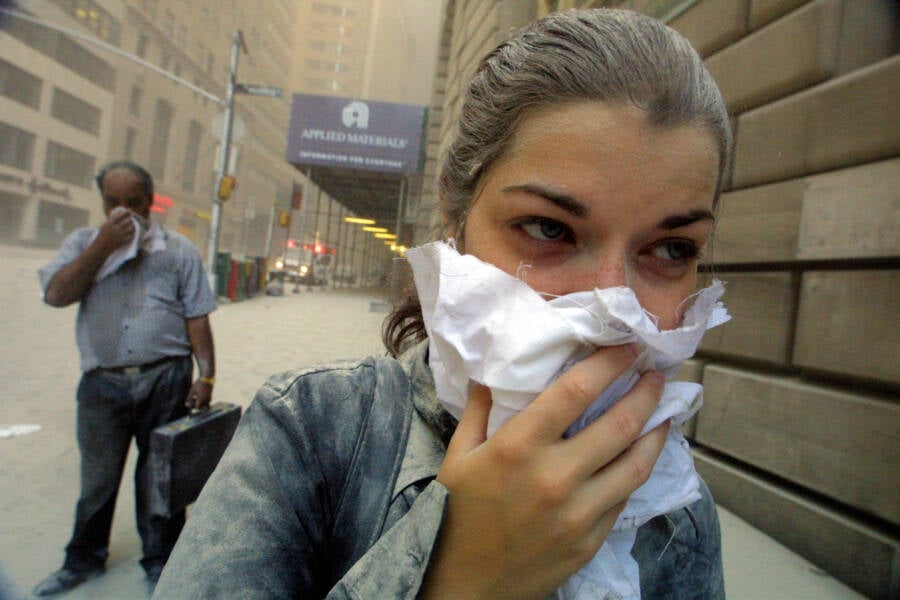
[658,209,715,230]
[502,183,588,218]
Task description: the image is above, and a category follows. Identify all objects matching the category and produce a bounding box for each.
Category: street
[0,244,863,599]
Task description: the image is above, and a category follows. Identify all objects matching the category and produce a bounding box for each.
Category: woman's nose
[592,257,628,290]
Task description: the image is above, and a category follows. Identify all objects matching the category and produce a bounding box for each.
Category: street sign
[235,83,282,98]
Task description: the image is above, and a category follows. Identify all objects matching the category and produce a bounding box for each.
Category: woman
[156,8,730,599]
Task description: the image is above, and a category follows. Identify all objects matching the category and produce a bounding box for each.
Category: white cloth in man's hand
[91,208,166,281]
[406,241,730,600]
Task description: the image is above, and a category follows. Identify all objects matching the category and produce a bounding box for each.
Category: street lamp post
[203,32,284,293]
[206,30,245,293]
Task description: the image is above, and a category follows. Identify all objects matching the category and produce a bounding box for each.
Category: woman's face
[461,102,720,330]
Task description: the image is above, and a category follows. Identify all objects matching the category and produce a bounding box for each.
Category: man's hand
[43,207,137,306]
[95,206,136,252]
[185,378,213,410]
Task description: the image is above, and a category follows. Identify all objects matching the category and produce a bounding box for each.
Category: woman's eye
[651,240,701,263]
[520,218,572,242]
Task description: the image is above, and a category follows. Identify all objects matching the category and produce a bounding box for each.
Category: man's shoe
[32,567,104,596]
[145,563,164,583]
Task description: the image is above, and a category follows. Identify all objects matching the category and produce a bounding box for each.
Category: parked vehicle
[270,241,334,285]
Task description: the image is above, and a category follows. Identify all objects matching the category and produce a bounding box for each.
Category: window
[162,9,174,36]
[136,33,148,58]
[5,18,115,91]
[0,121,36,170]
[148,100,173,179]
[0,60,42,109]
[182,120,203,192]
[49,0,121,45]
[44,141,95,188]
[128,85,142,117]
[124,127,137,160]
[55,36,116,91]
[51,88,102,135]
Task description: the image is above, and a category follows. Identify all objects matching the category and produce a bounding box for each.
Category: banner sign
[285,94,426,174]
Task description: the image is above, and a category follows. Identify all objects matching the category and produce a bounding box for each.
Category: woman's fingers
[443,382,492,465]
[576,421,670,528]
[510,345,638,444]
[566,370,665,478]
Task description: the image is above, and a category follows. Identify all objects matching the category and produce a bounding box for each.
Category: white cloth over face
[406,241,730,600]
[91,208,167,281]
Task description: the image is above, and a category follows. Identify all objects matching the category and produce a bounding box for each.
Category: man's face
[100,168,152,219]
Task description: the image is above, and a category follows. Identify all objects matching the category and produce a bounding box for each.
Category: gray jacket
[155,342,724,599]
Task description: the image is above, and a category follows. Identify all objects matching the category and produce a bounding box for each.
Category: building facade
[0,0,299,263]
[415,1,899,598]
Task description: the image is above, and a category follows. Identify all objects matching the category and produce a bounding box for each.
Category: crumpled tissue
[91,208,166,281]
[406,241,730,600]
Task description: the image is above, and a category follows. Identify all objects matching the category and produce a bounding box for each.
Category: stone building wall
[418,1,899,597]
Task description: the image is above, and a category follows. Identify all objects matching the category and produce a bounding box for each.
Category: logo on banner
[342,101,369,129]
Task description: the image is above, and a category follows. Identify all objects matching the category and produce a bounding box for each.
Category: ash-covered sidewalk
[0,245,863,599]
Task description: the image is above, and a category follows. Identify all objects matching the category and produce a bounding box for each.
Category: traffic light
[278,211,290,227]
[217,175,237,201]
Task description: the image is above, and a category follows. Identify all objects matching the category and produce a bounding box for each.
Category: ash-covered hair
[95,161,154,198]
[383,8,731,357]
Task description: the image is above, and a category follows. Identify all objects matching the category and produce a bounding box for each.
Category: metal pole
[334,205,343,288]
[393,176,407,247]
[206,30,245,292]
[296,168,311,248]
[264,202,276,260]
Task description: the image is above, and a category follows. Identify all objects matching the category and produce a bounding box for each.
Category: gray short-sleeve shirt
[38,226,217,371]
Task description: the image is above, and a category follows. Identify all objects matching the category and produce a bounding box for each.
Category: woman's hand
[420,345,669,600]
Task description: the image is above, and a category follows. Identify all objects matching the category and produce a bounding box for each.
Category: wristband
[198,376,215,386]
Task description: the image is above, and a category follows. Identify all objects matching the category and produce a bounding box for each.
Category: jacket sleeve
[153,385,327,598]
[326,481,449,599]
[154,360,448,599]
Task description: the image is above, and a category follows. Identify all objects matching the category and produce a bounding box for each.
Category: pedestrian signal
[217,175,237,201]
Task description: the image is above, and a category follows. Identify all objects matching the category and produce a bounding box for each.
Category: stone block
[714,0,896,113]
[699,273,795,364]
[717,159,900,262]
[733,55,900,187]
[694,449,899,600]
[670,0,749,57]
[715,180,804,263]
[749,0,810,30]
[797,158,900,260]
[708,0,842,113]
[696,365,900,524]
[793,270,900,382]
[673,358,706,439]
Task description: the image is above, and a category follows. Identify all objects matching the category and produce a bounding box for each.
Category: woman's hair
[383,8,732,357]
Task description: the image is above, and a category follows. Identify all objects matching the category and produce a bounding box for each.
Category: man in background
[34,161,217,595]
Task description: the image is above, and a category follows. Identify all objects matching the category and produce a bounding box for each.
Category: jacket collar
[394,340,457,495]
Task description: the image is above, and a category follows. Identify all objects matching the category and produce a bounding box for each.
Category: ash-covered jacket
[153,342,724,599]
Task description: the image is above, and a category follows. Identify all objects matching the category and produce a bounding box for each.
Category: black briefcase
[149,402,242,517]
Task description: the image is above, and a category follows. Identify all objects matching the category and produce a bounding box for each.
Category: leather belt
[100,356,178,376]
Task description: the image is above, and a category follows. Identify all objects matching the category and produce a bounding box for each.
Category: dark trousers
[63,356,192,574]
